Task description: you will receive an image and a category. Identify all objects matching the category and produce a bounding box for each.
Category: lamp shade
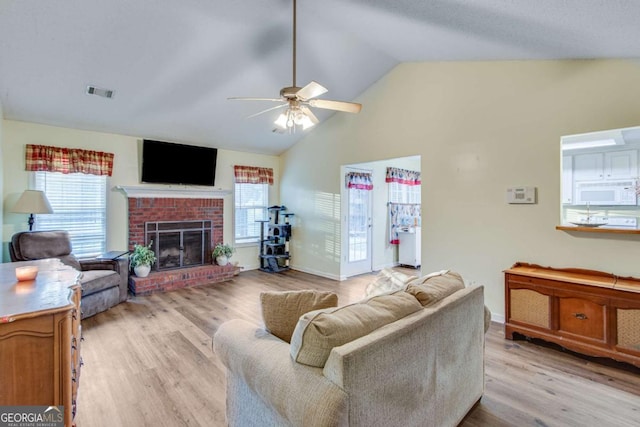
[12,190,54,214]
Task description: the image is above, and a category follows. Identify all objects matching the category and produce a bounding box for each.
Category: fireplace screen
[145,220,212,270]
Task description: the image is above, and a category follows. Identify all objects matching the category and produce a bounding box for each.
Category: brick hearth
[126,195,230,295]
[129,263,235,296]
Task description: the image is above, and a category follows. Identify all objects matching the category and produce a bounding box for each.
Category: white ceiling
[1,0,640,155]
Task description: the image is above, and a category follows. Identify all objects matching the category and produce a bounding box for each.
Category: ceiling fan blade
[309,99,362,113]
[300,106,319,125]
[246,103,289,119]
[296,81,328,101]
[228,97,283,102]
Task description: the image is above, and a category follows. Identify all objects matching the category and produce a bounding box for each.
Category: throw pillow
[260,290,338,343]
[484,305,492,333]
[364,268,418,297]
[405,271,465,307]
[290,290,422,367]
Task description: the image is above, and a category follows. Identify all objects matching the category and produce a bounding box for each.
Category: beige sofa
[214,273,486,427]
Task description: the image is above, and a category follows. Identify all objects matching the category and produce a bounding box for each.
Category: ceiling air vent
[86,85,114,99]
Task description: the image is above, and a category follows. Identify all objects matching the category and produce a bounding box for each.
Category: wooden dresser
[504,262,640,368]
[0,259,82,427]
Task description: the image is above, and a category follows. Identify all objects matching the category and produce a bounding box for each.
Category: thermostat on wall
[507,187,537,204]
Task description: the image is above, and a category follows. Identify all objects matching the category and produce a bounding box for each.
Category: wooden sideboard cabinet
[504,262,640,368]
[0,259,82,427]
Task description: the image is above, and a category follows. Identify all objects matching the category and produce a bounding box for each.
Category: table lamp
[12,190,54,231]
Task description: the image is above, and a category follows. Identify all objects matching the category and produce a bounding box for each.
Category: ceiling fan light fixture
[232,0,361,132]
[274,112,289,129]
[298,114,315,130]
[274,108,316,131]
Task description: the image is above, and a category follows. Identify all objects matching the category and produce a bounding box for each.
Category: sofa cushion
[405,271,465,307]
[290,290,422,367]
[12,230,73,258]
[260,290,338,343]
[484,305,492,333]
[11,231,82,270]
[81,285,120,319]
[364,268,418,297]
[80,270,119,297]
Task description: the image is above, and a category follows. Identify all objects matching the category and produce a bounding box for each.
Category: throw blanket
[365,268,449,297]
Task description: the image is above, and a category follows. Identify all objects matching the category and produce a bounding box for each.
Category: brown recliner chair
[9,230,128,319]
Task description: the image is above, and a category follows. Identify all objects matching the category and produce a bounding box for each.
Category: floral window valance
[346,172,373,190]
[26,144,114,176]
[388,203,421,244]
[234,165,274,185]
[385,167,421,185]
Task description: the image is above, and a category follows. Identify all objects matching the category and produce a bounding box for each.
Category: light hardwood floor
[75,269,640,427]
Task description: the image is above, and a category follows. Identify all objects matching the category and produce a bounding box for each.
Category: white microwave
[575,179,637,205]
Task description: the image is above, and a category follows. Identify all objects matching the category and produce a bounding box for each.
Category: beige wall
[1,120,280,269]
[281,60,640,320]
[0,101,3,249]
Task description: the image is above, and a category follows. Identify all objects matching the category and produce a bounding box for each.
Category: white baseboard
[241,263,342,281]
[290,265,342,281]
[238,263,260,271]
[491,313,505,324]
[373,262,399,271]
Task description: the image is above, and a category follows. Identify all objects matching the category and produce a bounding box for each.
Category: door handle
[573,313,587,320]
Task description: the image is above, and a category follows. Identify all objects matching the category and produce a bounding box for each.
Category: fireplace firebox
[145,220,212,271]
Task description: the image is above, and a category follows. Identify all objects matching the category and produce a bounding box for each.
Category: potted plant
[130,241,157,277]
[212,243,235,266]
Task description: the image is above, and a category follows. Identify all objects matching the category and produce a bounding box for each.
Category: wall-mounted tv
[141,139,217,186]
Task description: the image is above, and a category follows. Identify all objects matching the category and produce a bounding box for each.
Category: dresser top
[504,262,640,294]
[0,258,80,322]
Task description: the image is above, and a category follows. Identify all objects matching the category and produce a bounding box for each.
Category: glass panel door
[343,168,373,277]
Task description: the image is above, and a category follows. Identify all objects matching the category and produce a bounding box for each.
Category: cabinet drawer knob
[573,312,588,320]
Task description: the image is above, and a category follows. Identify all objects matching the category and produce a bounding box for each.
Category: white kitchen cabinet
[605,150,638,179]
[573,150,638,181]
[573,152,604,181]
[398,227,421,268]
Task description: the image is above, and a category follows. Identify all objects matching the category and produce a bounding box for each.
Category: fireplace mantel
[116,185,231,199]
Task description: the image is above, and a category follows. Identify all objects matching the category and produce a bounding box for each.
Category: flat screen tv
[141,140,217,186]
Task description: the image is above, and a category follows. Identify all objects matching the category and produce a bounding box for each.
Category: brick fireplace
[122,187,235,295]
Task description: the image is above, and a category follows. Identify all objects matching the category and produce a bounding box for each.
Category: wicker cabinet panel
[617,309,640,352]
[510,289,550,328]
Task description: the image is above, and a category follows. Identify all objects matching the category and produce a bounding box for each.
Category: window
[235,182,269,244]
[388,181,421,204]
[34,171,107,258]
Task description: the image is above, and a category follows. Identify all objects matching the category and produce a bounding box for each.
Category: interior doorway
[340,155,421,279]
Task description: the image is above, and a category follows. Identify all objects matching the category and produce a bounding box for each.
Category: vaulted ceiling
[1,0,640,155]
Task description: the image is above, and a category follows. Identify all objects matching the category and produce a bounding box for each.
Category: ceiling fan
[228,0,362,133]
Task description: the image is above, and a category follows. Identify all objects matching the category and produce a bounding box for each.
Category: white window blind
[34,171,107,258]
[235,182,268,244]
